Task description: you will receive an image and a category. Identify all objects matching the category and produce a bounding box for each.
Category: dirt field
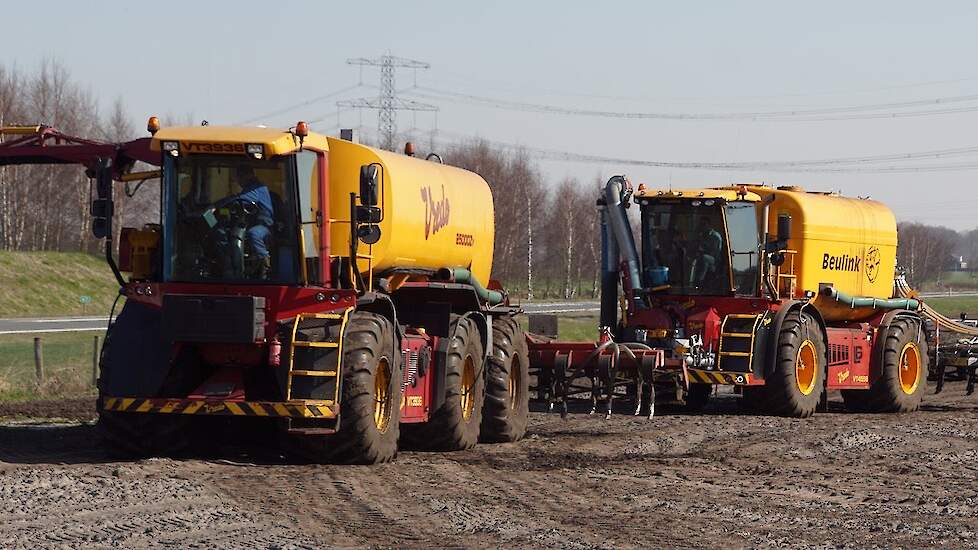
[2,384,978,549]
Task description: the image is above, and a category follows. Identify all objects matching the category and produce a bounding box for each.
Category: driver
[219,165,274,278]
[689,216,723,288]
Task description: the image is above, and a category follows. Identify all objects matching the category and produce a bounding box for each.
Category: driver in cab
[216,165,274,278]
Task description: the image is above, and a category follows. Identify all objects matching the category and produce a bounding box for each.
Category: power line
[429,128,978,174]
[235,84,365,125]
[429,69,978,104]
[405,86,978,122]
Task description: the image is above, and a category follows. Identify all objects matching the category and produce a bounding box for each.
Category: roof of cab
[635,186,762,202]
[150,125,330,156]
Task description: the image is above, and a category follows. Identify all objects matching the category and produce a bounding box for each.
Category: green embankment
[0,251,120,318]
[923,296,978,318]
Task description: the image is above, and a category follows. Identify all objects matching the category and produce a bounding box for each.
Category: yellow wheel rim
[795,340,818,396]
[460,356,476,422]
[899,342,921,395]
[373,358,392,433]
[508,358,522,411]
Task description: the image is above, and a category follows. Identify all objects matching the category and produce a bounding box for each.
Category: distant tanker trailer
[530,180,930,418]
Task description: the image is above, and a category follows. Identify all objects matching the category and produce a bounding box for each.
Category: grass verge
[0,331,103,402]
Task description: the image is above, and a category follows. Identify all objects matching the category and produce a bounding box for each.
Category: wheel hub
[795,340,818,396]
[460,356,476,422]
[373,358,392,433]
[899,342,921,395]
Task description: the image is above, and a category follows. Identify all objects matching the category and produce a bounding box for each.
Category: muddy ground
[2,384,978,550]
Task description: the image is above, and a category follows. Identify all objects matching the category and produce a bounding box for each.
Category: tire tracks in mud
[3,384,978,548]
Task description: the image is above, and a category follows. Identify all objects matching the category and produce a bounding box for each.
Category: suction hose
[437,267,504,305]
[821,286,919,310]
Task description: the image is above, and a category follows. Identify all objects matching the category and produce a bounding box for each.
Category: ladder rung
[721,332,753,337]
[289,399,335,406]
[297,312,344,320]
[719,351,751,357]
[292,341,339,348]
[725,314,760,319]
[291,370,338,377]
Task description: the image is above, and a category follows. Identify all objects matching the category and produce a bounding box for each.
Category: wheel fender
[765,301,828,379]
[356,292,402,359]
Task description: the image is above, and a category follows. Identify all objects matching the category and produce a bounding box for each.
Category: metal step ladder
[285,308,353,405]
[717,313,767,372]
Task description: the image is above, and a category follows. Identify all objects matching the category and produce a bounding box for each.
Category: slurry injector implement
[528,177,978,418]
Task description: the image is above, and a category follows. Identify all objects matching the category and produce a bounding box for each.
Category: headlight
[246,143,264,159]
[162,141,179,157]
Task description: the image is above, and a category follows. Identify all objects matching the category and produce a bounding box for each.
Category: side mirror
[777,214,792,243]
[358,224,382,245]
[359,164,379,206]
[91,159,114,239]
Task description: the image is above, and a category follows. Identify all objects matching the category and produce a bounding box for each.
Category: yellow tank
[752,186,898,321]
[325,138,495,284]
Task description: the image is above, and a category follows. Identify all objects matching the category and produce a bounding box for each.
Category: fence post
[33,337,44,388]
[92,335,100,387]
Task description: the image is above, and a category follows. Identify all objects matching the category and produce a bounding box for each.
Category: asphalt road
[1,291,974,334]
[0,301,600,334]
[0,317,109,335]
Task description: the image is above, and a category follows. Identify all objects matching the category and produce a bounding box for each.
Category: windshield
[640,199,759,296]
[162,154,300,284]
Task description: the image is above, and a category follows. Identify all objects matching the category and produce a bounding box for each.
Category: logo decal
[837,369,850,384]
[421,185,450,240]
[864,246,881,283]
[822,253,861,273]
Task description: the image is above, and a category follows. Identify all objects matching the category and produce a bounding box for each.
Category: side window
[296,150,322,283]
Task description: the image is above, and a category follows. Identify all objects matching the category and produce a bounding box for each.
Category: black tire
[753,308,826,418]
[841,317,927,413]
[403,315,485,451]
[480,316,530,443]
[96,326,191,459]
[684,383,712,412]
[96,408,191,458]
[282,311,402,464]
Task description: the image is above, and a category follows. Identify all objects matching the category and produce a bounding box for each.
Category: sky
[3,1,978,227]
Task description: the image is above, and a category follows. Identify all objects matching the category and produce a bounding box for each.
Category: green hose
[821,287,919,310]
[439,267,504,305]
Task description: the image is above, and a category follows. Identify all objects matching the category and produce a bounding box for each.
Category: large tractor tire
[97,407,192,458]
[402,315,485,451]
[480,316,530,443]
[746,308,826,418]
[684,383,713,413]
[842,317,927,413]
[96,325,192,458]
[282,312,402,464]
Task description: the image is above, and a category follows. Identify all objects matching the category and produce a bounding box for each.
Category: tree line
[5,60,975,298]
[0,61,603,299]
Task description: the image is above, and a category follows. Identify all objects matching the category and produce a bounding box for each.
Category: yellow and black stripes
[686,369,753,385]
[102,397,336,418]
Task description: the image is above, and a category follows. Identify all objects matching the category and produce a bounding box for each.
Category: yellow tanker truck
[530,178,930,418]
[0,121,528,464]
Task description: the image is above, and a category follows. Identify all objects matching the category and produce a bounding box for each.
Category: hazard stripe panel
[102,397,336,418]
[685,369,753,385]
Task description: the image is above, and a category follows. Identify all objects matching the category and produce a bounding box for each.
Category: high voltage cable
[429,129,978,174]
[236,84,365,125]
[405,86,978,121]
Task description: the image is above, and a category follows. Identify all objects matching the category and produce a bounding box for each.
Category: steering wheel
[228,200,260,218]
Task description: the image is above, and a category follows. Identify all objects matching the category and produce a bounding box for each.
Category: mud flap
[102,301,173,397]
